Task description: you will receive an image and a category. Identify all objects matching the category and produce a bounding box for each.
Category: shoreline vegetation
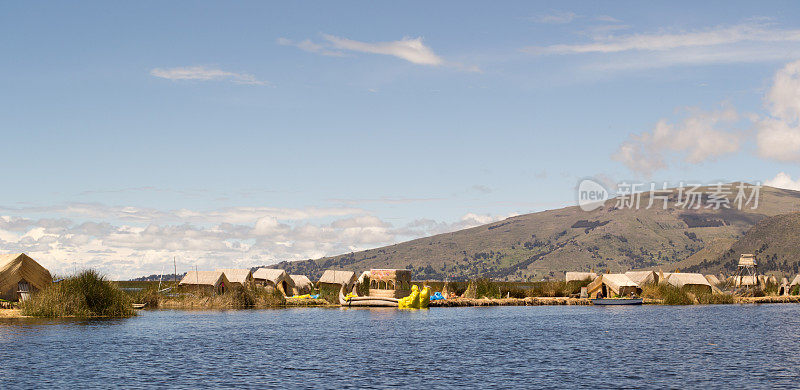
[20,270,135,318]
[4,273,800,319]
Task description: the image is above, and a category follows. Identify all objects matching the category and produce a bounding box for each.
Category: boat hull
[591,298,643,306]
[339,285,399,307]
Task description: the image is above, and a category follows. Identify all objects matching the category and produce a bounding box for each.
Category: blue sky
[4,1,800,278]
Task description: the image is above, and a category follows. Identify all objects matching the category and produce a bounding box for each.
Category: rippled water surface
[2,304,799,389]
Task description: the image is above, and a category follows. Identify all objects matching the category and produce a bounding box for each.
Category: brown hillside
[682,212,800,276]
[276,184,800,281]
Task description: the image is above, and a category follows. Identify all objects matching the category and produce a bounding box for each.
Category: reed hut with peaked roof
[215,269,254,289]
[368,269,411,298]
[733,275,758,287]
[179,271,229,294]
[625,270,657,286]
[318,270,357,291]
[289,275,313,295]
[790,274,800,287]
[0,253,52,301]
[252,268,294,296]
[665,273,712,294]
[586,274,641,298]
[565,272,597,283]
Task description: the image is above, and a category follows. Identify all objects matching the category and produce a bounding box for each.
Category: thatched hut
[732,275,758,287]
[179,271,230,294]
[625,270,657,286]
[587,274,641,298]
[368,269,411,298]
[252,268,294,296]
[565,272,597,283]
[289,275,313,295]
[790,274,800,287]
[665,273,712,294]
[0,253,52,301]
[318,270,357,292]
[215,269,254,289]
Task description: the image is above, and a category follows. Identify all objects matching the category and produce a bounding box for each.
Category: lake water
[1,304,799,389]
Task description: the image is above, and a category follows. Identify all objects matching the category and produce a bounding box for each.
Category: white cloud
[757,60,800,162]
[530,11,578,24]
[529,12,621,25]
[276,37,345,57]
[613,106,741,176]
[0,203,515,279]
[0,203,363,225]
[279,34,479,71]
[765,172,800,191]
[531,22,800,55]
[397,212,516,237]
[524,21,800,70]
[150,66,268,86]
[321,34,443,66]
[594,15,621,23]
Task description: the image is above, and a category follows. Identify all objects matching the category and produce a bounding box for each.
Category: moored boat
[339,284,399,307]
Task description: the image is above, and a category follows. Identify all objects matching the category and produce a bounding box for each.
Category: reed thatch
[565,272,597,283]
[179,271,230,294]
[318,270,356,287]
[215,268,254,288]
[252,268,295,296]
[657,270,673,284]
[586,274,641,298]
[625,270,657,286]
[0,253,52,301]
[289,275,313,295]
[704,274,721,286]
[733,275,758,287]
[665,273,712,293]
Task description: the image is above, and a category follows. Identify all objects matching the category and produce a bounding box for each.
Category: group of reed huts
[566,270,722,298]
[178,267,356,297]
[567,269,800,298]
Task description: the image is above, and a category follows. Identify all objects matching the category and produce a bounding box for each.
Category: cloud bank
[757,60,800,162]
[150,66,268,86]
[612,106,741,176]
[765,172,800,191]
[526,21,800,70]
[0,204,510,280]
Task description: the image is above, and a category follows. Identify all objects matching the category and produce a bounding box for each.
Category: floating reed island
[4,252,800,318]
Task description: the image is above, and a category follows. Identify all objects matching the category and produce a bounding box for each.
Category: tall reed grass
[21,270,135,318]
[524,281,589,298]
[164,285,285,308]
[641,283,734,305]
[421,279,589,298]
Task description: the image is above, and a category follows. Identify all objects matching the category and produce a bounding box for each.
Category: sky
[4,1,800,279]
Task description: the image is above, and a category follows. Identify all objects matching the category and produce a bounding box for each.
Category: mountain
[680,212,800,276]
[276,184,800,281]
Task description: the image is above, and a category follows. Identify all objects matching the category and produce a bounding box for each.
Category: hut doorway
[17,281,31,301]
[601,285,608,298]
[279,280,290,296]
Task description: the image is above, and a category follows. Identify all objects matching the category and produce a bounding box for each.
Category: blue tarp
[430,291,445,300]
